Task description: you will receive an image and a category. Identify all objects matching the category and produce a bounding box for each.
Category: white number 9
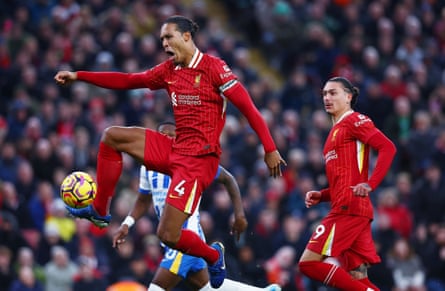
[314,224,326,239]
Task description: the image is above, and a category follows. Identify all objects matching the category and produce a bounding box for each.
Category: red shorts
[306,213,380,270]
[143,129,219,214]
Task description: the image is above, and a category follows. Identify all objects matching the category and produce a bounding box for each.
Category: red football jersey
[142,50,237,156]
[323,112,380,219]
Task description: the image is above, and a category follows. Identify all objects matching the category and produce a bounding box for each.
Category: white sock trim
[148,283,165,291]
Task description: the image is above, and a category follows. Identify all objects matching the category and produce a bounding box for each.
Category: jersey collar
[187,49,203,68]
[334,110,354,125]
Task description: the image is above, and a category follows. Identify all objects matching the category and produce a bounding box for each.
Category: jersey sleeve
[208,57,238,90]
[77,61,169,90]
[139,166,152,195]
[348,113,380,143]
[348,113,397,190]
[140,61,169,90]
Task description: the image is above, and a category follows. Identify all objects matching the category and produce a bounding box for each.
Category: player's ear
[183,31,192,41]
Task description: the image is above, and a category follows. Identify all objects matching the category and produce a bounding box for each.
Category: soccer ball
[60,171,97,208]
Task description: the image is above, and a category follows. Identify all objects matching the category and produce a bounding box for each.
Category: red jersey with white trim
[141,51,235,156]
[323,112,380,219]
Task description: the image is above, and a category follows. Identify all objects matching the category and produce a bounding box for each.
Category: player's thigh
[299,248,325,262]
[151,267,183,290]
[157,204,189,241]
[186,269,209,290]
[103,126,146,162]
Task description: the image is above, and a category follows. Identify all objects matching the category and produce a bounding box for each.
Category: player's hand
[230,215,248,241]
[264,150,287,178]
[305,190,322,208]
[350,183,372,197]
[54,71,77,85]
[112,224,129,249]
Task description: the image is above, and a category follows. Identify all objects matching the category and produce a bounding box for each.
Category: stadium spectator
[387,237,427,291]
[44,245,78,291]
[9,265,44,291]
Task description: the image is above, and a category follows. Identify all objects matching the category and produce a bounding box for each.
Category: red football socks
[93,142,122,216]
[299,261,372,291]
[174,229,219,264]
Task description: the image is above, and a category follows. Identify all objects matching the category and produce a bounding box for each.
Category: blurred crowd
[1,0,445,290]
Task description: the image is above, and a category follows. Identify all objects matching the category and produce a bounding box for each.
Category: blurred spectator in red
[73,255,107,291]
[251,208,280,260]
[380,65,407,100]
[376,187,413,239]
[264,245,302,290]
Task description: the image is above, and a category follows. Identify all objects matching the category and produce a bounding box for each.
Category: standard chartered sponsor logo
[171,92,201,106]
[325,150,338,162]
[171,92,177,106]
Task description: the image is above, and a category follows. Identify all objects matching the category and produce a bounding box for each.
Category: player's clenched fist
[305,190,322,208]
[54,71,77,85]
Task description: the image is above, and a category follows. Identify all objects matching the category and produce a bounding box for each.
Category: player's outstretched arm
[223,82,287,178]
[112,193,152,248]
[54,71,77,85]
[216,166,247,241]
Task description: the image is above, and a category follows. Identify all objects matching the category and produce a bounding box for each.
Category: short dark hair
[328,76,360,106]
[164,15,199,38]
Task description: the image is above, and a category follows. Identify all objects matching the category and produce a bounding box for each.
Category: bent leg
[157,204,219,265]
[349,264,380,291]
[94,126,146,215]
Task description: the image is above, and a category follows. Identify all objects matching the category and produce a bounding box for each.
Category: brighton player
[112,122,281,291]
[298,77,397,291]
[54,15,286,288]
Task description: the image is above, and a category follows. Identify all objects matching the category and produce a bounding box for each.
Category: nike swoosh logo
[168,193,181,199]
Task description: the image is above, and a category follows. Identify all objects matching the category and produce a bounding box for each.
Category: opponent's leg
[157,204,225,288]
[218,279,282,291]
[157,204,220,264]
[148,266,183,291]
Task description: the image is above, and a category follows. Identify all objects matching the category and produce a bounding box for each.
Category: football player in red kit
[298,77,396,291]
[54,15,286,288]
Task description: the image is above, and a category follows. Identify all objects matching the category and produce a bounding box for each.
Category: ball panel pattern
[60,171,97,208]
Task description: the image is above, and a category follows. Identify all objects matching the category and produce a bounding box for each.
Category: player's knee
[101,126,120,144]
[156,227,179,247]
[298,261,315,275]
[349,263,368,279]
